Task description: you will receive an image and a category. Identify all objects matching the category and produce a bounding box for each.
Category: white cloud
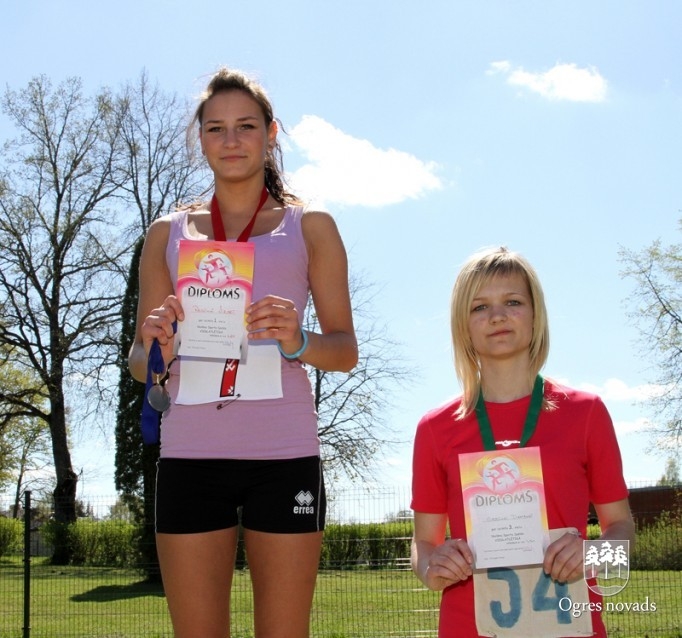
[613,417,652,435]
[487,60,511,75]
[577,378,665,402]
[287,115,442,208]
[489,61,608,103]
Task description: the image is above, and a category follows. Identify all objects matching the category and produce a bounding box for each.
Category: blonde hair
[451,246,550,418]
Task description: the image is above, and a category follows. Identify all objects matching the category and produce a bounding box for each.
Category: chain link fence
[1,485,681,637]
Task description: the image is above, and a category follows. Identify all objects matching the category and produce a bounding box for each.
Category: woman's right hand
[422,538,475,591]
[141,295,185,364]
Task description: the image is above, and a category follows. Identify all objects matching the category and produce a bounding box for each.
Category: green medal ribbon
[474,374,545,451]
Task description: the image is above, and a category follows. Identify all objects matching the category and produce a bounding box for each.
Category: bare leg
[156,527,239,638]
[244,529,323,638]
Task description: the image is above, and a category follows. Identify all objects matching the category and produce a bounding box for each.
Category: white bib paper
[176,343,283,404]
[473,528,593,637]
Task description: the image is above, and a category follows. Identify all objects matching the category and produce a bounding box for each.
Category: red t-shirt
[411,380,628,637]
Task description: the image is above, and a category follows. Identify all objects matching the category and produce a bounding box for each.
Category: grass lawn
[1,558,680,637]
[1,558,438,638]
[602,570,682,638]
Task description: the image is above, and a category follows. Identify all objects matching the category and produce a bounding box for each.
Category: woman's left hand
[542,530,584,584]
[246,295,303,351]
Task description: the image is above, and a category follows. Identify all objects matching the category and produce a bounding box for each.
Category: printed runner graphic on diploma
[459,446,549,569]
[175,239,254,360]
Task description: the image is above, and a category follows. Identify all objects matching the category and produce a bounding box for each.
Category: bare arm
[246,211,357,372]
[411,512,474,591]
[128,219,185,383]
[594,499,636,543]
[542,497,634,584]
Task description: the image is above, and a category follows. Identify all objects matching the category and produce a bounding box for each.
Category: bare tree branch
[305,272,414,483]
[620,229,682,453]
[0,76,128,545]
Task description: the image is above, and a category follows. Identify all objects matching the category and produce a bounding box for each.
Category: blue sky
[1,1,680,505]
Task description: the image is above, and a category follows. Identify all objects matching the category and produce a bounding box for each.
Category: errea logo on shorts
[293,490,315,514]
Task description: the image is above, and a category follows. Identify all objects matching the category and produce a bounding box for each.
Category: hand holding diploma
[425,538,474,589]
[542,528,583,584]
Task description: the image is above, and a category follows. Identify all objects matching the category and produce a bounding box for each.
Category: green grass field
[1,558,680,637]
[601,570,682,638]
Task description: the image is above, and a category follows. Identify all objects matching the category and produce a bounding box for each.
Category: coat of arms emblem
[583,540,630,596]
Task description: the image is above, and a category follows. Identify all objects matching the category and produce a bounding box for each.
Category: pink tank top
[159,205,320,460]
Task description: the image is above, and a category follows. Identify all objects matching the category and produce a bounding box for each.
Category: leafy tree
[6,417,52,519]
[0,342,46,445]
[657,456,680,486]
[112,72,207,581]
[0,348,52,517]
[116,239,163,579]
[0,76,127,561]
[620,224,682,452]
[106,495,139,521]
[114,73,208,504]
[115,239,148,507]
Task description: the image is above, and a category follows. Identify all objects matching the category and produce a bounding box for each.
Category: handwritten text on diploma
[178,286,246,359]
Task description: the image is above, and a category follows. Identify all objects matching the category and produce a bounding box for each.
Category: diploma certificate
[175,239,255,360]
[459,446,549,569]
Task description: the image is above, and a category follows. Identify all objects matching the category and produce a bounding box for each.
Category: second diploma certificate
[459,446,549,569]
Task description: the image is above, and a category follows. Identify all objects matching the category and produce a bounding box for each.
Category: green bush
[0,517,23,557]
[29,514,680,573]
[42,519,139,566]
[321,523,368,568]
[631,510,682,570]
[319,517,681,573]
[575,518,682,570]
[321,521,412,569]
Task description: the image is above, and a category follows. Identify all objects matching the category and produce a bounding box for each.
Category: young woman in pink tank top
[128,67,357,638]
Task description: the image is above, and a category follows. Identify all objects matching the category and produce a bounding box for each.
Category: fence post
[23,490,31,638]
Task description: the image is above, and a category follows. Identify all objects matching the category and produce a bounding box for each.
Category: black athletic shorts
[155,456,326,534]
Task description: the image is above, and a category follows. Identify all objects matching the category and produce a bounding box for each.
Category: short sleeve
[585,396,629,505]
[410,415,448,513]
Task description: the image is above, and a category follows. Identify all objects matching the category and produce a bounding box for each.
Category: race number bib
[474,529,593,637]
[175,343,283,404]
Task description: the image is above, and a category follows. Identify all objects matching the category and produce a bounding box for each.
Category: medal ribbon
[141,321,177,445]
[210,186,268,401]
[474,374,544,451]
[210,186,269,242]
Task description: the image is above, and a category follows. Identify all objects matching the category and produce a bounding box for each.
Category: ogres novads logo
[294,490,315,515]
[583,540,630,596]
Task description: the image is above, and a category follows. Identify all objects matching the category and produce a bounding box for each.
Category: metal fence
[1,485,681,637]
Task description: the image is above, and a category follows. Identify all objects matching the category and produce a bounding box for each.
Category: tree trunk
[49,389,78,564]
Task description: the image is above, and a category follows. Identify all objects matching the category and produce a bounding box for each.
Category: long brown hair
[190,67,300,205]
